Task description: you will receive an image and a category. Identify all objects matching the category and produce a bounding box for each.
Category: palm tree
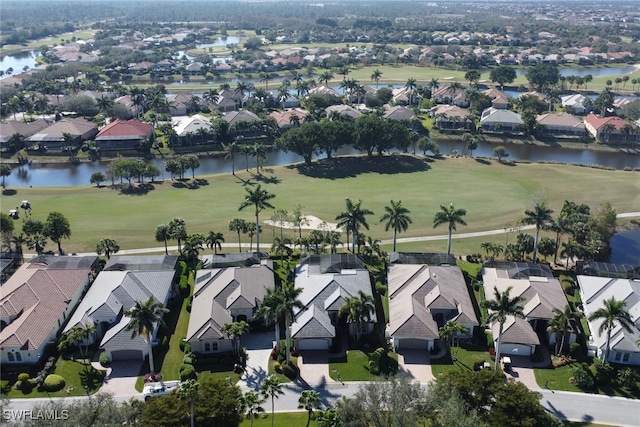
[124,297,169,374]
[370,69,382,88]
[280,281,305,364]
[433,203,468,255]
[238,185,276,253]
[205,231,225,255]
[560,240,580,270]
[0,163,11,187]
[259,72,272,90]
[229,218,249,252]
[168,217,187,254]
[335,198,374,253]
[438,320,468,359]
[240,390,265,427]
[203,88,219,111]
[298,390,321,427]
[260,375,284,427]
[177,379,200,427]
[339,290,375,343]
[482,286,525,369]
[236,80,250,108]
[257,287,284,352]
[9,233,26,263]
[429,78,440,93]
[221,321,250,355]
[380,200,412,252]
[223,141,240,176]
[522,201,553,262]
[549,304,582,356]
[405,77,417,105]
[319,71,333,86]
[96,238,120,259]
[155,224,170,255]
[588,297,634,361]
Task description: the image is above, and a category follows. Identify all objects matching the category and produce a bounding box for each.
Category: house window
[15,352,22,362]
[204,342,211,352]
[211,342,218,352]
[614,352,621,361]
[7,353,14,362]
[622,353,630,363]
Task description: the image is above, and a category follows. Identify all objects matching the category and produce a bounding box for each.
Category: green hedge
[43,374,66,392]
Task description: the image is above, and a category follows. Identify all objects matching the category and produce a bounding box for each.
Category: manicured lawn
[430,344,493,378]
[1,357,105,398]
[328,349,398,381]
[240,412,307,427]
[7,157,640,255]
[534,363,640,398]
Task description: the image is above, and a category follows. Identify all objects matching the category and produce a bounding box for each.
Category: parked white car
[142,380,181,401]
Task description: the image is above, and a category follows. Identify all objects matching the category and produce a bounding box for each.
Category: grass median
[5,155,639,254]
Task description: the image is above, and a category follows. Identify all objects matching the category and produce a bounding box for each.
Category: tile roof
[268,109,308,127]
[28,119,98,142]
[96,119,153,140]
[536,112,584,128]
[0,119,52,142]
[584,114,634,131]
[0,259,93,351]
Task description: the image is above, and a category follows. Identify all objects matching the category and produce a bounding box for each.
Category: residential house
[0,119,51,151]
[578,275,640,365]
[104,255,180,272]
[536,112,586,139]
[387,253,478,351]
[482,88,509,110]
[292,254,376,351]
[168,94,205,117]
[216,97,237,112]
[0,256,97,365]
[325,104,361,121]
[223,110,264,140]
[480,107,524,134]
[560,94,591,115]
[186,260,275,354]
[583,114,639,144]
[129,61,154,74]
[383,105,418,122]
[153,59,175,75]
[429,105,474,132]
[185,62,205,76]
[309,85,341,98]
[172,114,215,146]
[95,119,154,151]
[432,85,469,107]
[27,118,98,152]
[482,263,570,356]
[63,255,177,362]
[114,95,143,117]
[269,109,308,129]
[392,87,421,106]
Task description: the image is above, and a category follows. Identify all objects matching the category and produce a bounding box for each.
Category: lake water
[610,229,640,264]
[4,142,639,187]
[196,36,243,48]
[0,50,40,76]
[516,66,638,78]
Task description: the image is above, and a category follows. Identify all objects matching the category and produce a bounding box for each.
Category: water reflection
[610,229,640,264]
[5,142,639,188]
[0,50,40,76]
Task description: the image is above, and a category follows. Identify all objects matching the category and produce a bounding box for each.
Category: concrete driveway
[237,332,274,391]
[396,349,436,383]
[95,360,142,396]
[297,351,337,388]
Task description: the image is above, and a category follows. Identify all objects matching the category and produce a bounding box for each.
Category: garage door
[296,339,329,351]
[499,344,533,356]
[110,350,144,361]
[397,338,429,350]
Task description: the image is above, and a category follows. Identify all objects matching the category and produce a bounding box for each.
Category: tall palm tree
[238,184,276,253]
[588,297,634,361]
[319,71,333,86]
[168,217,187,254]
[280,281,305,364]
[95,238,120,259]
[257,287,284,352]
[549,304,582,356]
[335,198,374,253]
[124,297,169,374]
[177,379,200,427]
[438,320,468,359]
[380,200,412,252]
[10,233,26,263]
[155,224,170,255]
[259,72,272,90]
[203,88,219,111]
[433,203,467,255]
[229,218,249,252]
[405,77,417,105]
[370,69,382,88]
[235,80,250,108]
[298,390,321,427]
[223,141,240,175]
[482,286,525,369]
[205,231,224,255]
[240,390,265,427]
[260,375,284,427]
[339,290,375,343]
[522,201,554,262]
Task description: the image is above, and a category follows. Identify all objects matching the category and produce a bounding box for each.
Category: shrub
[179,364,197,381]
[273,361,282,373]
[570,363,594,389]
[43,374,66,392]
[617,368,635,389]
[376,283,387,296]
[569,342,582,359]
[18,373,30,383]
[99,352,109,366]
[179,363,193,373]
[562,281,574,296]
[368,360,380,375]
[179,338,191,354]
[183,356,193,365]
[281,361,297,380]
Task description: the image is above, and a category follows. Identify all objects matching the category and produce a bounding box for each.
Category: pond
[4,142,639,188]
[0,50,40,76]
[196,36,243,48]
[515,66,638,78]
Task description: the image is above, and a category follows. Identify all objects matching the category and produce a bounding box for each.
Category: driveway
[502,348,550,391]
[237,332,274,391]
[297,351,336,388]
[396,349,436,383]
[95,360,142,396]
